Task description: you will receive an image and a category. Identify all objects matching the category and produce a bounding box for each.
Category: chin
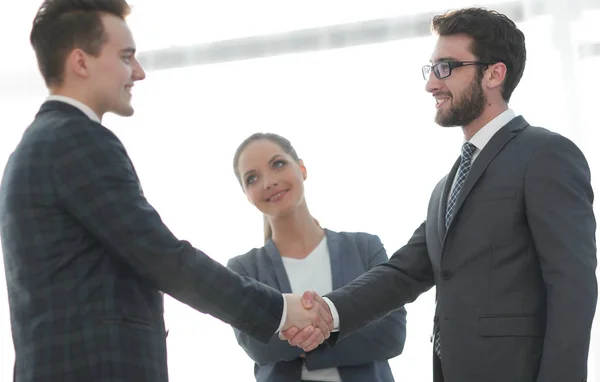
[435,111,460,127]
[113,105,135,117]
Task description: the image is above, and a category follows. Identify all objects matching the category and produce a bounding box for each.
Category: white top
[281,236,342,382]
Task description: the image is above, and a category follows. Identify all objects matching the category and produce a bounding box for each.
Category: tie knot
[461,142,476,160]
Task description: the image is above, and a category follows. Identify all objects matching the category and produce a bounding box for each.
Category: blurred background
[1,0,599,381]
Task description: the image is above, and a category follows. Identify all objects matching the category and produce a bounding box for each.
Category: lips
[266,189,288,202]
[433,92,451,109]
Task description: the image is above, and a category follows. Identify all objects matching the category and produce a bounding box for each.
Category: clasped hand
[280,291,332,352]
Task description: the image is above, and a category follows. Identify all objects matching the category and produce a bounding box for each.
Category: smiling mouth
[435,97,450,108]
[266,190,288,202]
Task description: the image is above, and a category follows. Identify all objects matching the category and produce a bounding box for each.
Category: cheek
[246,189,262,206]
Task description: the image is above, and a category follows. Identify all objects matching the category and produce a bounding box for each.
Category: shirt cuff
[276,294,287,333]
[322,297,340,332]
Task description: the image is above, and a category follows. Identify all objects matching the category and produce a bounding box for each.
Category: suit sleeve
[226,257,304,365]
[51,123,283,344]
[523,134,597,382]
[304,236,406,369]
[325,222,434,344]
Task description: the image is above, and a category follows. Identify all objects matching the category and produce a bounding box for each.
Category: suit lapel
[445,116,529,234]
[324,229,344,289]
[264,240,293,293]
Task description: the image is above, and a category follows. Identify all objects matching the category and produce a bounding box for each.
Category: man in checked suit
[0,1,332,381]
[283,8,597,382]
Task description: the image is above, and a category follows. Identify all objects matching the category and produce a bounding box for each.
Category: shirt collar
[468,109,516,151]
[46,95,101,123]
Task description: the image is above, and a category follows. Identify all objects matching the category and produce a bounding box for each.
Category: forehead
[430,34,475,63]
[238,140,286,170]
[101,13,135,49]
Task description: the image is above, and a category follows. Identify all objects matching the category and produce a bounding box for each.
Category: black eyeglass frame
[422,60,494,80]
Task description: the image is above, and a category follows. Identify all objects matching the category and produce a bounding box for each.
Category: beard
[435,74,487,127]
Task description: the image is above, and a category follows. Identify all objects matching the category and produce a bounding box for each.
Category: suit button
[441,271,451,280]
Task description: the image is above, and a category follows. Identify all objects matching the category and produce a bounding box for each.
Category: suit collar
[468,109,516,152]
[45,95,101,123]
[443,116,529,235]
[264,239,293,293]
[38,99,101,124]
[264,228,340,292]
[325,229,344,289]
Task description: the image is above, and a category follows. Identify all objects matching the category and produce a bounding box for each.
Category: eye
[122,55,132,64]
[245,174,257,185]
[273,159,287,169]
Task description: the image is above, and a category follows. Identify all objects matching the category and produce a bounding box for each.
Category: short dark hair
[431,8,526,102]
[30,0,131,87]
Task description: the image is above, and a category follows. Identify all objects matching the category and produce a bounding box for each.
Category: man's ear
[484,61,507,92]
[66,48,92,80]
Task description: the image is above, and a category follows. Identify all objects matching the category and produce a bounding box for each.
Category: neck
[270,202,324,259]
[50,84,104,121]
[462,102,508,140]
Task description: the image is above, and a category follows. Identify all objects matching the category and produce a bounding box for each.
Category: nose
[425,72,441,94]
[132,58,146,81]
[264,177,278,190]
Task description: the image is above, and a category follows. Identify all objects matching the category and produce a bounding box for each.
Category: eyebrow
[120,47,136,55]
[268,154,284,165]
[242,154,284,180]
[429,56,459,63]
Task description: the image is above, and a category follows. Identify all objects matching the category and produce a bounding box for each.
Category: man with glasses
[282,7,597,382]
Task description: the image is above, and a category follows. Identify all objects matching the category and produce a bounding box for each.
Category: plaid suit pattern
[0,101,284,382]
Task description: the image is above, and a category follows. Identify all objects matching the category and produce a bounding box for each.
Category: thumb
[301,290,315,309]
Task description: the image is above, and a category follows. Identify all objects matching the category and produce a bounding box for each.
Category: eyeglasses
[422,60,493,80]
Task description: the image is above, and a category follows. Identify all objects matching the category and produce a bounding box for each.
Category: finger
[311,309,332,339]
[279,326,298,340]
[301,290,314,309]
[315,319,331,339]
[312,293,333,325]
[287,326,314,347]
[300,329,325,352]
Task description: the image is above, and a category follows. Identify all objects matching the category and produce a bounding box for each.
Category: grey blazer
[325,117,597,382]
[227,229,407,382]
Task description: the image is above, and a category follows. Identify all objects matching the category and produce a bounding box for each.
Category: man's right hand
[281,291,333,351]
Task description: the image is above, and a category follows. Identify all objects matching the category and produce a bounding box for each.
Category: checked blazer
[0,101,284,382]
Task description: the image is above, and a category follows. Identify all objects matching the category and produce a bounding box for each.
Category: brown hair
[30,0,131,87]
[431,7,526,102]
[233,133,301,243]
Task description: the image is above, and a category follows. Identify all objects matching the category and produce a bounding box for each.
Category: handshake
[280,291,334,352]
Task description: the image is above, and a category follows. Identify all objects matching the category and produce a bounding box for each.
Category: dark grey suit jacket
[227,229,407,382]
[0,101,284,382]
[325,117,597,382]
